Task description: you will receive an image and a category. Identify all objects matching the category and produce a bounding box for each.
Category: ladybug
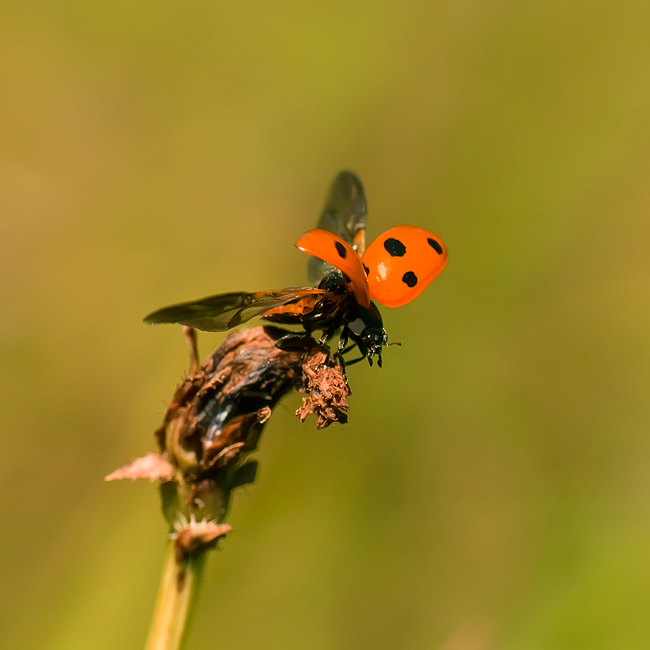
[144,171,448,367]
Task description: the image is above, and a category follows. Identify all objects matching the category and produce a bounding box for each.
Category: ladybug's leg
[334,328,365,373]
[340,354,366,366]
[332,326,350,383]
[275,330,332,359]
[274,332,314,352]
[182,326,200,375]
[337,328,349,354]
[339,341,358,356]
[337,351,348,379]
[319,327,337,347]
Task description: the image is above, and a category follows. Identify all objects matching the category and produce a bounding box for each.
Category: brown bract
[171,517,233,563]
[105,452,175,482]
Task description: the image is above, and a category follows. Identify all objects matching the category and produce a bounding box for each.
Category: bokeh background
[2,1,650,648]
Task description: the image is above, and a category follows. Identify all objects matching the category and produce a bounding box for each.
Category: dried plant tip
[296,348,351,429]
[105,453,175,482]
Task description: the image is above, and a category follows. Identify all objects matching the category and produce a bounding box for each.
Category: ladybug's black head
[345,301,388,367]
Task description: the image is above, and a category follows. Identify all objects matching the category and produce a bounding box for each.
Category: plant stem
[145,542,207,650]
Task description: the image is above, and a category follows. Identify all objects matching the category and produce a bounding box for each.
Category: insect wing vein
[144,289,322,332]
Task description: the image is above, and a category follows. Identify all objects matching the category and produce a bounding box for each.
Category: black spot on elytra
[402,271,418,287]
[427,237,443,255]
[363,263,370,276]
[335,241,347,258]
[384,238,406,257]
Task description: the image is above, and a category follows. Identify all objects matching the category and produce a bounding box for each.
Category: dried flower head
[107,325,350,530]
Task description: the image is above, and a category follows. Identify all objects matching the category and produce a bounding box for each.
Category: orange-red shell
[295,229,371,308]
[361,225,448,308]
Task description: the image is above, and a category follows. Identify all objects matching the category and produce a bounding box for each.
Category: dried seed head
[297,348,350,429]
[107,325,352,533]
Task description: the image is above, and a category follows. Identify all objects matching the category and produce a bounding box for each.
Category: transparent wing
[308,171,368,284]
[143,288,322,332]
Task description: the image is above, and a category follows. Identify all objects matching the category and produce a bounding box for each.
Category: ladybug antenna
[387,341,402,347]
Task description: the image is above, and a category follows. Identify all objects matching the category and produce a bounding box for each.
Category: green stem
[145,542,207,650]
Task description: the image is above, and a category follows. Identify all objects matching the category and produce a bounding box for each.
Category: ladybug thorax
[345,301,388,357]
[346,316,367,336]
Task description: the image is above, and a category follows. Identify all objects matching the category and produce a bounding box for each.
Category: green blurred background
[2,1,650,648]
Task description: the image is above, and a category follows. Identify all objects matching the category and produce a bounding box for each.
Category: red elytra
[362,225,448,308]
[295,229,371,308]
[296,226,447,310]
